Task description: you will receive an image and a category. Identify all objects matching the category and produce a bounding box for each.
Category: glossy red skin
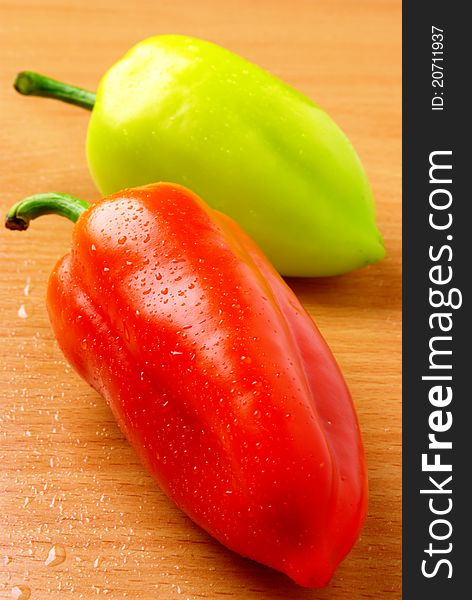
[47,183,367,587]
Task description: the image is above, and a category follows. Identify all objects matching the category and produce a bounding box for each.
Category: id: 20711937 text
[432,26,444,111]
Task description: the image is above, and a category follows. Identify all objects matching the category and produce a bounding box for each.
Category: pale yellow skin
[87,35,385,277]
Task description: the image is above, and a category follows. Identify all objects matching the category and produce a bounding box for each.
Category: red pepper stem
[5,193,90,231]
[14,71,96,111]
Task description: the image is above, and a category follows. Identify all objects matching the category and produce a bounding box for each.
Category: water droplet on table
[45,544,66,567]
[17,304,27,319]
[11,586,30,600]
[23,276,31,296]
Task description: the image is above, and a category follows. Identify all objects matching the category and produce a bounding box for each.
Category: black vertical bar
[403,3,468,599]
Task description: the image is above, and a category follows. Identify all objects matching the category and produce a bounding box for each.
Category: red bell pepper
[5,183,367,587]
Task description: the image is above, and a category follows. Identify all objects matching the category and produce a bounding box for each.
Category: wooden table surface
[0,1,401,598]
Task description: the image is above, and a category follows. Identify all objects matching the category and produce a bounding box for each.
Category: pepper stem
[14,71,96,111]
[5,193,90,231]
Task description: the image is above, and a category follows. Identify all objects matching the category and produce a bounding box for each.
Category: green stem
[14,71,96,110]
[5,193,90,231]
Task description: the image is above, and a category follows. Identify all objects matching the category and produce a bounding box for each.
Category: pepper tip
[14,72,33,96]
[5,214,29,231]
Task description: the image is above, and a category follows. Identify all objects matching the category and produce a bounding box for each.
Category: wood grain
[0,1,401,598]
